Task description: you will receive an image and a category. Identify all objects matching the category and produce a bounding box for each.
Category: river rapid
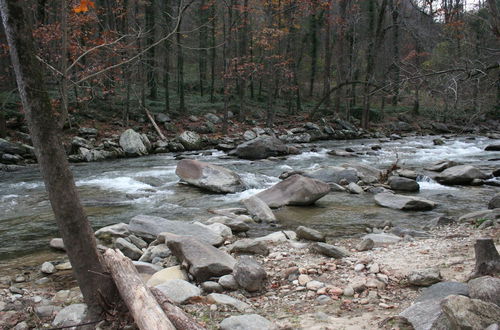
[0,135,498,262]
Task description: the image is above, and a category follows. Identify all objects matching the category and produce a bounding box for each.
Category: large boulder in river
[303,166,359,184]
[177,131,202,150]
[175,159,245,193]
[388,176,420,192]
[231,136,299,160]
[164,233,236,282]
[485,143,500,151]
[129,215,223,246]
[435,165,489,185]
[119,129,148,156]
[374,193,437,211]
[256,174,330,208]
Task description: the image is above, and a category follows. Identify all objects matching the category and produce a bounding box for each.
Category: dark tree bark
[209,2,216,103]
[0,0,119,317]
[176,0,185,112]
[198,0,208,97]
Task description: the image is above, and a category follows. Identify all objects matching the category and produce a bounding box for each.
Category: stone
[219,314,275,330]
[52,304,87,329]
[13,321,28,330]
[354,264,365,272]
[295,226,326,242]
[130,215,223,246]
[306,280,325,291]
[139,244,171,263]
[41,262,56,274]
[347,182,364,194]
[415,281,469,303]
[397,169,418,179]
[374,192,437,211]
[485,144,500,151]
[154,279,201,304]
[230,239,270,256]
[115,237,143,260]
[468,276,500,306]
[356,238,374,251]
[390,227,430,238]
[55,262,72,270]
[205,113,221,124]
[425,160,460,172]
[233,256,267,292]
[242,196,276,223]
[400,299,451,330]
[458,209,500,223]
[0,138,29,155]
[368,263,380,273]
[205,223,233,239]
[255,231,297,243]
[343,286,355,296]
[408,268,442,286]
[441,295,500,329]
[256,174,330,208]
[155,113,171,123]
[298,274,312,286]
[243,130,257,140]
[119,129,147,156]
[208,293,253,312]
[201,281,224,293]
[489,193,500,209]
[94,223,130,243]
[232,135,298,160]
[219,275,239,290]
[128,235,147,249]
[436,165,489,185]
[133,261,163,275]
[205,216,250,233]
[433,138,445,145]
[49,238,65,251]
[388,176,420,192]
[309,242,349,258]
[165,233,236,282]
[177,131,202,150]
[433,216,456,226]
[146,266,188,286]
[362,233,402,246]
[35,305,62,318]
[176,159,245,193]
[303,166,359,184]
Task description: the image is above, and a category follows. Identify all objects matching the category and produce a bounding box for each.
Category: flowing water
[0,135,498,261]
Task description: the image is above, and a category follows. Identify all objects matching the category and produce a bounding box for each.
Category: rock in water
[242,196,276,223]
[165,233,236,282]
[233,256,267,292]
[295,226,326,242]
[129,215,223,246]
[177,131,202,150]
[441,295,500,329]
[231,136,298,160]
[388,176,420,192]
[303,166,359,184]
[425,160,460,172]
[175,159,245,193]
[485,143,500,151]
[435,165,488,185]
[374,193,437,211]
[256,174,330,208]
[219,314,275,330]
[119,129,147,156]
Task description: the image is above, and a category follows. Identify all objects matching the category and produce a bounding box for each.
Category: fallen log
[151,287,206,330]
[472,238,500,278]
[102,249,175,330]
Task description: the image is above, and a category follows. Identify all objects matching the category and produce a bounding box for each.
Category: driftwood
[144,108,167,141]
[151,287,206,330]
[102,249,175,330]
[472,238,500,278]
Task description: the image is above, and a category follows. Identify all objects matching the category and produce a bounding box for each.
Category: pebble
[9,286,23,295]
[329,287,344,296]
[41,262,56,274]
[343,286,355,296]
[55,262,72,271]
[354,264,365,272]
[316,295,332,304]
[0,301,6,311]
[13,276,25,283]
[298,274,312,286]
[368,263,380,273]
[377,273,389,284]
[379,303,390,309]
[35,277,50,285]
[306,281,325,291]
[14,321,29,330]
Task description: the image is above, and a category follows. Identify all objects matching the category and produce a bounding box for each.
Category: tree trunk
[198,0,208,97]
[309,8,318,98]
[176,0,185,112]
[472,238,500,278]
[323,2,332,109]
[59,0,69,129]
[209,2,216,103]
[102,249,176,330]
[0,0,119,316]
[389,0,400,106]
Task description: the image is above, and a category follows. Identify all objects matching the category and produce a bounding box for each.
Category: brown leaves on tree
[73,0,95,13]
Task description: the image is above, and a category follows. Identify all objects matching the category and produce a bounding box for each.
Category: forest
[0,0,499,136]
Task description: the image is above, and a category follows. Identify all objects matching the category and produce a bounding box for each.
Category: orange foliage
[73,0,95,13]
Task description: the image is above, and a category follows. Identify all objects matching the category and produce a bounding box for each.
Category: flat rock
[303,166,359,184]
[154,279,201,304]
[388,176,420,192]
[400,299,451,330]
[220,314,275,330]
[458,209,500,223]
[130,215,223,246]
[468,276,500,306]
[242,196,276,223]
[146,265,188,287]
[115,237,143,260]
[208,293,253,312]
[231,136,296,160]
[255,231,297,243]
[362,233,402,246]
[165,234,236,282]
[425,160,460,172]
[233,256,267,292]
[95,223,130,244]
[175,159,245,193]
[408,268,442,286]
[205,216,251,233]
[133,261,163,275]
[309,242,349,258]
[441,295,500,329]
[374,193,437,211]
[52,304,87,328]
[230,239,270,256]
[415,281,469,303]
[296,226,326,242]
[436,165,489,185]
[256,174,330,208]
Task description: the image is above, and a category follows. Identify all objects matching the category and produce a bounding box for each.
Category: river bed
[0,135,498,262]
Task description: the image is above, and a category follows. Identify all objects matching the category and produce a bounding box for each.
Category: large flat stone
[219,314,275,330]
[374,193,437,211]
[436,165,489,185]
[400,299,451,330]
[154,279,201,304]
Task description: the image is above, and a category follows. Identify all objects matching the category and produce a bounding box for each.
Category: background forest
[0,0,499,136]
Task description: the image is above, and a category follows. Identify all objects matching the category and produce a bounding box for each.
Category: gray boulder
[243,130,257,140]
[219,274,239,290]
[229,239,270,256]
[119,129,147,156]
[303,166,358,184]
[296,226,326,242]
[154,279,201,304]
[347,182,364,194]
[207,293,252,312]
[356,238,374,251]
[177,131,202,150]
[233,256,267,292]
[52,304,87,328]
[425,160,460,172]
[388,176,420,192]
[155,113,171,123]
[132,261,163,275]
[242,196,276,223]
[115,238,143,260]
[95,223,130,243]
[232,136,297,160]
[441,295,500,330]
[362,233,402,246]
[220,314,275,330]
[489,193,500,209]
[205,216,251,233]
[49,238,65,251]
[175,159,245,193]
[129,215,223,246]
[415,281,469,303]
[341,163,382,182]
[374,193,437,211]
[309,242,349,258]
[468,276,500,306]
[408,268,442,286]
[400,299,451,330]
[436,165,489,185]
[0,138,29,156]
[165,233,236,282]
[485,143,500,151]
[256,174,330,208]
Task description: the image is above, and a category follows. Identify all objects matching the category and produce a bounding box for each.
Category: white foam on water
[214,188,267,203]
[131,167,176,178]
[9,182,42,189]
[417,175,457,191]
[76,177,155,194]
[288,148,329,161]
[240,173,280,189]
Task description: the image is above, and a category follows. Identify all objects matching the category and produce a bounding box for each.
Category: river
[0,135,498,261]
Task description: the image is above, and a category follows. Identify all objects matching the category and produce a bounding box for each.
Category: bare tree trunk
[209,3,216,103]
[59,0,69,129]
[198,0,208,97]
[309,7,318,97]
[0,0,119,317]
[389,0,400,106]
[176,0,185,112]
[471,238,500,278]
[323,2,332,109]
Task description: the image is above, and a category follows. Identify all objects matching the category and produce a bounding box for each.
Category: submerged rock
[388,176,420,192]
[231,136,298,160]
[175,159,245,193]
[374,193,437,211]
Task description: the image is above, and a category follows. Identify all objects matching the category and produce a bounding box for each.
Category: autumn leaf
[74,0,95,13]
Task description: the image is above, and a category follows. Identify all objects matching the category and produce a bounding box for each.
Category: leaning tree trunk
[0,0,119,317]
